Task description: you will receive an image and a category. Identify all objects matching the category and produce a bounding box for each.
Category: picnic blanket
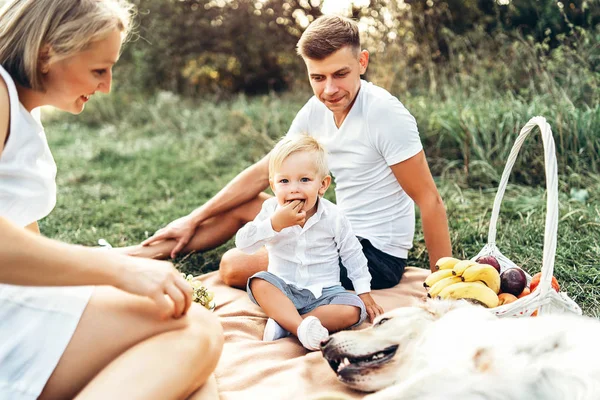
[199,266,429,400]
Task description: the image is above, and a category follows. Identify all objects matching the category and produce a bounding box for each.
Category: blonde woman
[0,1,222,399]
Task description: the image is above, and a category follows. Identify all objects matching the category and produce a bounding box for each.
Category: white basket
[471,116,582,318]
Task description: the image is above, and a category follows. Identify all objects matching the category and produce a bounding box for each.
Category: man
[134,15,451,289]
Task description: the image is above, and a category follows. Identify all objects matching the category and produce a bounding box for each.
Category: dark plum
[500,268,527,296]
[476,255,501,273]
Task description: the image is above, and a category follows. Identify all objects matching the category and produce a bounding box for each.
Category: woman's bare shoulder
[0,75,9,155]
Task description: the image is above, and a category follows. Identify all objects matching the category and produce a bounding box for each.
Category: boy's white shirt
[235,197,371,297]
[286,80,423,259]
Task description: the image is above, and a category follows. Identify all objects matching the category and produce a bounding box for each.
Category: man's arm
[142,153,271,256]
[390,150,452,272]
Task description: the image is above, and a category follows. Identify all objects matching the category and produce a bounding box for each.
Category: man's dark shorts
[340,238,407,290]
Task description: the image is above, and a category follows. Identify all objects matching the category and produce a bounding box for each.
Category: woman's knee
[177,304,224,365]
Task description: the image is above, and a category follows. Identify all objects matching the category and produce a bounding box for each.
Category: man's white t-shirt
[286,80,423,259]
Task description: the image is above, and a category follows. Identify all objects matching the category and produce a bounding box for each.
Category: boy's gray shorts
[247,271,367,328]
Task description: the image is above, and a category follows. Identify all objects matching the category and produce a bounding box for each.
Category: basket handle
[487,116,559,294]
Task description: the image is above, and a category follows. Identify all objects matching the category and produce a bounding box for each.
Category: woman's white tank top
[0,65,57,227]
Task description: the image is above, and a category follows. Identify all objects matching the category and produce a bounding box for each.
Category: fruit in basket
[424,269,454,288]
[461,264,501,294]
[435,257,461,271]
[452,259,478,276]
[518,287,531,298]
[437,281,500,308]
[427,276,463,298]
[529,272,560,293]
[499,268,527,296]
[475,255,501,273]
[497,293,518,305]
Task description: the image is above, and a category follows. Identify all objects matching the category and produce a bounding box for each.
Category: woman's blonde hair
[0,0,135,90]
[269,135,330,179]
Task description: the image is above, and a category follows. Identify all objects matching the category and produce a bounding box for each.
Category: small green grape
[181,273,216,310]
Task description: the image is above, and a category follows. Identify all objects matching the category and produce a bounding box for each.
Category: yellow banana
[461,264,501,294]
[438,281,500,308]
[452,259,478,276]
[435,257,461,271]
[423,269,454,288]
[427,276,463,298]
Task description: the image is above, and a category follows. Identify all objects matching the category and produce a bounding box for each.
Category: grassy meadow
[40,90,600,317]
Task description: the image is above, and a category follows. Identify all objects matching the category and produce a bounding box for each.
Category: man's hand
[141,215,197,259]
[359,292,384,322]
[271,200,306,232]
[114,255,193,320]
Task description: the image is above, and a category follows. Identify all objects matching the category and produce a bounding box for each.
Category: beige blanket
[200,267,429,399]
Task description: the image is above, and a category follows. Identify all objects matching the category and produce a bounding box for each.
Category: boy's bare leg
[251,280,361,335]
[116,193,270,259]
[219,247,268,288]
[250,278,303,335]
[303,305,362,333]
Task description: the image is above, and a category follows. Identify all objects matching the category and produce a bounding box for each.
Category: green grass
[41,93,600,317]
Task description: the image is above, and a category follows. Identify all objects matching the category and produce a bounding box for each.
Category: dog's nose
[320,336,332,349]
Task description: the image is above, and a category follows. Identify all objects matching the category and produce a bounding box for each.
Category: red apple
[476,255,501,273]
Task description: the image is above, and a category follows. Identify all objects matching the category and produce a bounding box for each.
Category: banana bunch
[424,257,500,308]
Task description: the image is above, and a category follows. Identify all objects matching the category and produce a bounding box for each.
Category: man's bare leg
[117,193,271,259]
[219,247,268,289]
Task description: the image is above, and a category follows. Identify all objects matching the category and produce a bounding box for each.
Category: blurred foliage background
[99,0,600,182]
[118,0,599,97]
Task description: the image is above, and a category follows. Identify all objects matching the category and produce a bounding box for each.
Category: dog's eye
[375,318,390,327]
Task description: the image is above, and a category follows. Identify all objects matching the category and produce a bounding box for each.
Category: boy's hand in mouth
[271,200,306,231]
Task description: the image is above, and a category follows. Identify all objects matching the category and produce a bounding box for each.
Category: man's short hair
[296,15,360,60]
[269,135,330,179]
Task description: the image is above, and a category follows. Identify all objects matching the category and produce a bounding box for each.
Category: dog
[321,299,600,399]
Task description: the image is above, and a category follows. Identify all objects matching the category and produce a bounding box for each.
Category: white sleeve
[286,98,313,138]
[334,211,371,295]
[367,98,423,166]
[235,199,277,254]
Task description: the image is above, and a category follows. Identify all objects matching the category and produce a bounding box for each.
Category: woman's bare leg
[118,193,271,259]
[39,286,223,400]
[188,374,219,400]
[219,247,268,288]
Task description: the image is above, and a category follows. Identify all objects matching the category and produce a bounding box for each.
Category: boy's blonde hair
[0,0,135,91]
[269,135,329,179]
[296,15,360,60]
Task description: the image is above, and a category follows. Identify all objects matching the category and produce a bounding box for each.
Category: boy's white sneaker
[297,316,329,351]
[263,318,290,341]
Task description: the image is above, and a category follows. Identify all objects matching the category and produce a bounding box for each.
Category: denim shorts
[340,238,407,290]
[247,271,367,327]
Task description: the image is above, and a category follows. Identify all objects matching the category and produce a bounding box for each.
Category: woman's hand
[115,255,193,319]
[141,215,197,259]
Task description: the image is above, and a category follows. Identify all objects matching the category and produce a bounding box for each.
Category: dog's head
[320,299,471,392]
